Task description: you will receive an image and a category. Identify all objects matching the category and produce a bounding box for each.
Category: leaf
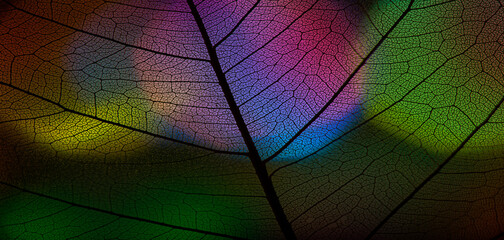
[0,0,503,239]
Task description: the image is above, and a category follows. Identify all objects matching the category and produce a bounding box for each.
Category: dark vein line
[0,181,247,240]
[365,92,504,240]
[263,0,416,163]
[288,135,411,224]
[0,81,247,156]
[2,0,210,62]
[186,1,297,239]
[150,229,176,240]
[213,0,261,48]
[491,231,504,240]
[306,211,355,240]
[412,198,480,203]
[357,2,383,40]
[67,218,121,240]
[49,0,53,19]
[81,89,229,110]
[410,0,457,10]
[272,10,497,225]
[223,0,321,74]
[270,0,498,173]
[290,168,366,224]
[440,166,504,175]
[270,52,463,176]
[237,28,334,108]
[0,110,65,124]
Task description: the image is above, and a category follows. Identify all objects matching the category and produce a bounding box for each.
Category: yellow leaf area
[0,9,155,158]
[0,86,153,158]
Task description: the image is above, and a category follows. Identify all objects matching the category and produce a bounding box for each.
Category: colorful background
[1,0,503,239]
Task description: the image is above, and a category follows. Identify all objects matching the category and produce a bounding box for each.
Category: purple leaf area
[1,0,504,239]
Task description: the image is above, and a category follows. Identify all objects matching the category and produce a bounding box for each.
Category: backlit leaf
[1,0,503,239]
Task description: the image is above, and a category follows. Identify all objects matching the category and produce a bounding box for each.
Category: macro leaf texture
[1,0,504,239]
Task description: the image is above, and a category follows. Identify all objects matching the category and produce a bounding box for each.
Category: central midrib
[186,0,297,239]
